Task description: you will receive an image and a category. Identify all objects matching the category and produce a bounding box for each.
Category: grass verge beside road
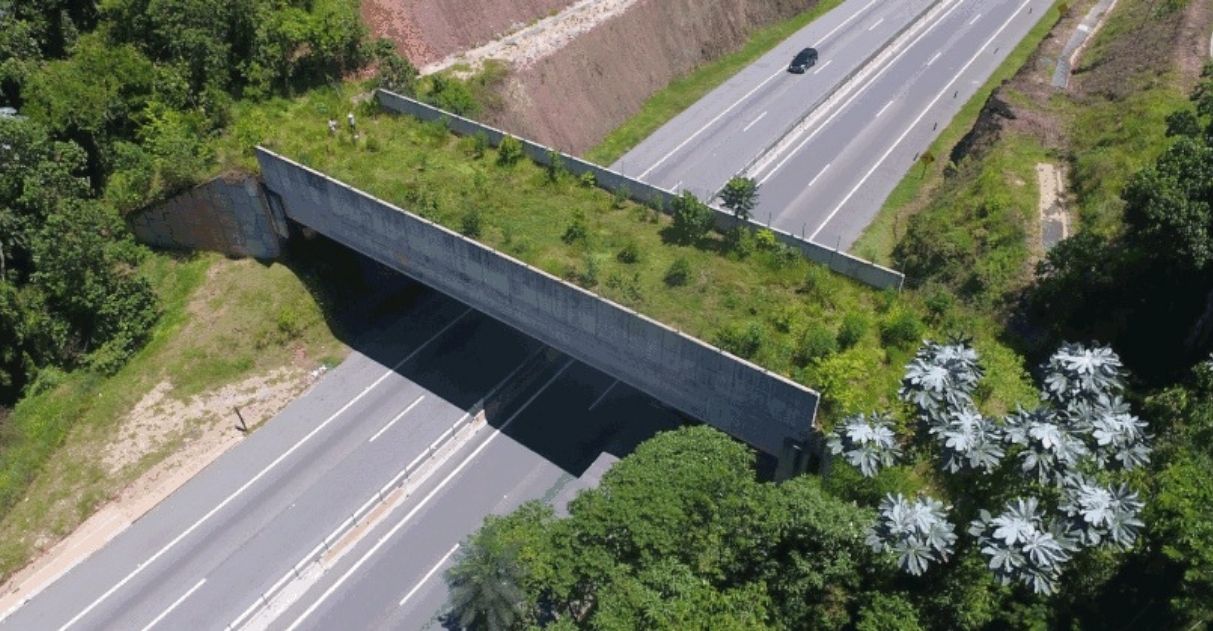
[0,254,345,580]
[583,0,846,165]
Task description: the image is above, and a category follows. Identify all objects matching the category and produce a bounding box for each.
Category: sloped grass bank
[0,254,345,579]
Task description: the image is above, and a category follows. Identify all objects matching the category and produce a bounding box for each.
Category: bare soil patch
[362,0,577,66]
[487,0,829,154]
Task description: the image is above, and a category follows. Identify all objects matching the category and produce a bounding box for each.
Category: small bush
[664,257,691,287]
[727,227,755,258]
[497,135,524,167]
[617,241,641,264]
[562,210,588,244]
[715,322,765,359]
[837,313,869,349]
[471,131,489,159]
[670,192,713,244]
[754,228,779,251]
[460,208,483,238]
[880,311,924,349]
[772,306,801,333]
[545,150,565,184]
[796,324,838,365]
[923,287,955,322]
[579,171,597,188]
[276,307,303,340]
[612,185,630,209]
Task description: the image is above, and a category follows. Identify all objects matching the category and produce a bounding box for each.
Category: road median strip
[228,347,560,630]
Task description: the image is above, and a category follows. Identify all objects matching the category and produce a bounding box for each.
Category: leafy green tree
[669,191,713,244]
[720,176,758,223]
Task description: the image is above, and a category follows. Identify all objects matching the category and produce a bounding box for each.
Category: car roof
[795,47,816,58]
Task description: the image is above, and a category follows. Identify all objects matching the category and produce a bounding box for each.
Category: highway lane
[269,363,682,631]
[0,286,554,631]
[751,0,1052,248]
[612,0,937,201]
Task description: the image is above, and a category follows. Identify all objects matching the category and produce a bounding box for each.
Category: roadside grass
[851,0,1063,265]
[223,84,1037,425]
[583,0,846,165]
[0,254,345,580]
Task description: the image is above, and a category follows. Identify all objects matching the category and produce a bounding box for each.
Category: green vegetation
[232,84,1035,419]
[0,255,344,578]
[852,0,1063,265]
[584,0,847,165]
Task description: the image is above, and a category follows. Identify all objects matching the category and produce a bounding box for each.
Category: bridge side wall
[257,148,819,462]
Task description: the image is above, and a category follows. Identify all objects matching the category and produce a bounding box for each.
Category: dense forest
[0,0,376,404]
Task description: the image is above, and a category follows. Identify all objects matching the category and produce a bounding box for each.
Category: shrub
[797,324,838,365]
[754,228,779,251]
[880,311,924,349]
[471,131,489,159]
[497,135,523,167]
[545,149,565,184]
[579,171,597,188]
[664,257,691,287]
[670,191,714,244]
[715,322,765,359]
[617,241,641,264]
[612,185,630,209]
[562,210,588,244]
[460,208,483,238]
[837,313,869,349]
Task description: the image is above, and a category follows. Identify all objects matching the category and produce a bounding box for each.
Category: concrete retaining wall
[126,175,287,259]
[376,89,905,290]
[257,147,819,469]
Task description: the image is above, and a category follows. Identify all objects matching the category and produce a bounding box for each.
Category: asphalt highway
[617,0,1054,251]
[754,0,1052,249]
[271,363,679,631]
[0,283,677,630]
[612,0,937,201]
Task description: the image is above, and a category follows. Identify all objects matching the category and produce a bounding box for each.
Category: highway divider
[375,89,905,290]
[227,347,560,630]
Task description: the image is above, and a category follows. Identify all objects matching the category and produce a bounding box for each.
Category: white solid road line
[138,578,206,631]
[755,0,965,185]
[876,100,894,118]
[283,360,575,631]
[810,0,1036,240]
[742,111,768,132]
[55,309,473,631]
[636,0,879,179]
[368,396,426,443]
[868,16,884,31]
[588,380,619,411]
[808,163,832,188]
[398,544,460,608]
[811,59,833,74]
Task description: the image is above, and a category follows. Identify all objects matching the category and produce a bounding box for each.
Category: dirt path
[1036,162,1070,252]
[421,0,640,75]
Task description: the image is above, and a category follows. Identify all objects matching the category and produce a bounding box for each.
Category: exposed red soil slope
[362,0,577,66]
[485,0,825,154]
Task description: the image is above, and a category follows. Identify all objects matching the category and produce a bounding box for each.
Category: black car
[788,47,818,73]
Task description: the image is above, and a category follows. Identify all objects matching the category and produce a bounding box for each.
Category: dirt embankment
[362,0,578,66]
[486,0,826,154]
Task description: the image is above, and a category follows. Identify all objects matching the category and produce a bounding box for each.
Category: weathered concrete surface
[257,147,820,470]
[126,175,287,259]
[377,89,905,290]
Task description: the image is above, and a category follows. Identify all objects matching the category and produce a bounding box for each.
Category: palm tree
[720,176,759,223]
[446,534,526,631]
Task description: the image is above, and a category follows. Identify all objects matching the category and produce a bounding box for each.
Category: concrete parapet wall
[126,175,287,259]
[257,147,819,463]
[376,89,905,290]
